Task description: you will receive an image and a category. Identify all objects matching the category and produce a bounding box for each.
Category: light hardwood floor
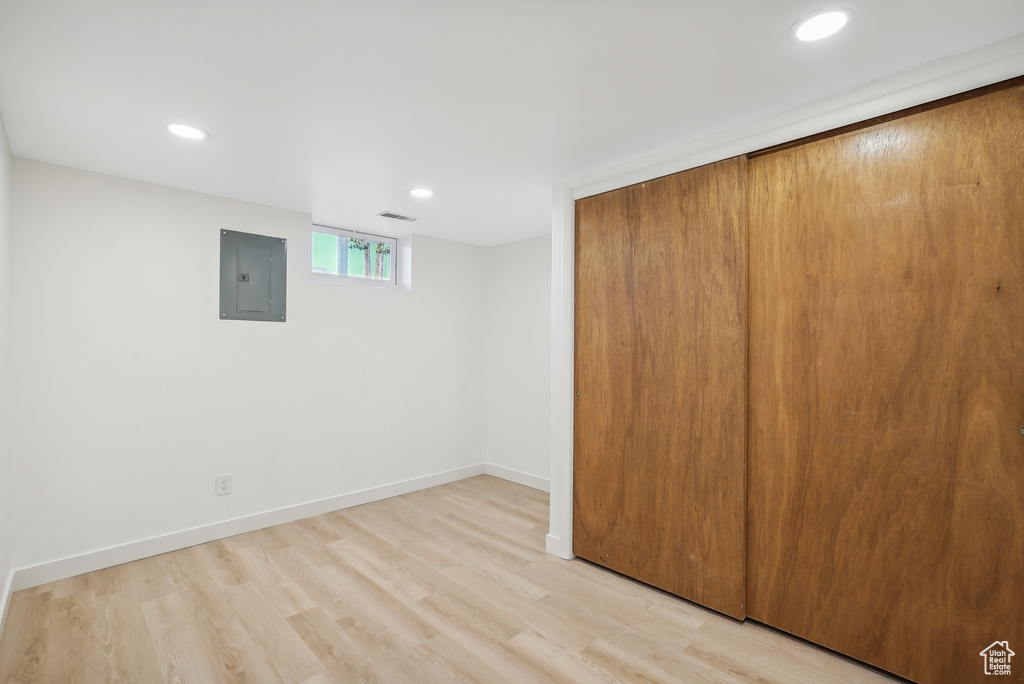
[0,476,900,683]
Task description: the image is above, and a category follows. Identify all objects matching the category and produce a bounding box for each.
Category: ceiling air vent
[377,211,417,222]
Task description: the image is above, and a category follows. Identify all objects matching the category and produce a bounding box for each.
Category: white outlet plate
[216,474,232,496]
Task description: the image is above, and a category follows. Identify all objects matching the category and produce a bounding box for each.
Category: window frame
[310,224,399,289]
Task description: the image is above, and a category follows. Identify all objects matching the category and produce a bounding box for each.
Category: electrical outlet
[216,474,232,496]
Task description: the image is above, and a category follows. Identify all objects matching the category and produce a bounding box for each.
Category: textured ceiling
[2,1,1024,245]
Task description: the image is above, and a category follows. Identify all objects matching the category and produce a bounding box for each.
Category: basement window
[311,225,398,288]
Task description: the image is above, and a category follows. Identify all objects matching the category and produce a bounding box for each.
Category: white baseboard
[546,533,574,560]
[0,569,12,638]
[483,463,550,492]
[11,463,487,591]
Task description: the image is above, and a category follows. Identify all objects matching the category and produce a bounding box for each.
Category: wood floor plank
[415,632,513,684]
[507,628,625,684]
[142,590,239,684]
[170,547,241,630]
[329,612,442,684]
[440,554,548,605]
[419,624,563,684]
[189,540,248,591]
[210,620,266,683]
[0,591,51,683]
[326,535,433,604]
[519,593,629,654]
[270,546,356,622]
[320,558,438,650]
[224,581,325,683]
[280,519,349,569]
[334,507,462,575]
[91,561,171,682]
[0,476,903,683]
[36,595,90,683]
[63,589,142,684]
[231,544,320,619]
[584,630,716,684]
[287,607,375,684]
[415,587,524,645]
[339,501,448,554]
[102,554,178,605]
[431,510,546,566]
[298,673,339,684]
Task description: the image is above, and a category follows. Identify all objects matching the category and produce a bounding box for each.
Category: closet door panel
[747,84,1024,683]
[574,157,747,618]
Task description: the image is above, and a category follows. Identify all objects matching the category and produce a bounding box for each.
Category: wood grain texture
[747,83,1024,684]
[0,476,899,683]
[573,157,748,618]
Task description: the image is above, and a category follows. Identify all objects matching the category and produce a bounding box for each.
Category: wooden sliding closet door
[574,157,747,618]
[747,84,1024,683]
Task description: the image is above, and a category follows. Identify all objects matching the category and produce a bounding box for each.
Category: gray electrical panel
[220,230,287,322]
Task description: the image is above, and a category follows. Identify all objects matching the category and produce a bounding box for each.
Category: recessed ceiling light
[411,188,434,198]
[168,123,209,140]
[794,9,850,41]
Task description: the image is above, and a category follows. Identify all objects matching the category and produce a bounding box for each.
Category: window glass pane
[371,240,392,280]
[311,232,339,274]
[312,227,396,286]
[348,238,369,277]
[345,238,393,280]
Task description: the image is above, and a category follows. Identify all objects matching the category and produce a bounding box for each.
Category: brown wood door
[747,84,1024,683]
[574,157,747,618]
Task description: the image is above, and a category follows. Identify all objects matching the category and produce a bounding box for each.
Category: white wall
[484,234,550,488]
[0,113,14,619]
[11,159,487,571]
